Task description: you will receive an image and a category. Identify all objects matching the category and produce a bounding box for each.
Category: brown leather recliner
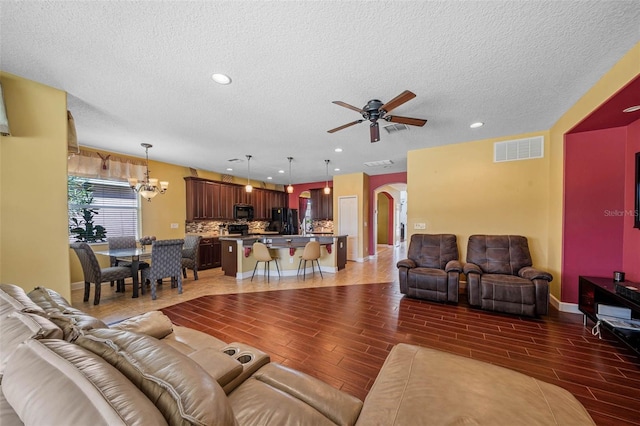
[397,234,462,303]
[464,235,552,316]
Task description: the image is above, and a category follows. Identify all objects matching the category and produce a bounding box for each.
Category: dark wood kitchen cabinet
[221,239,237,277]
[198,237,221,270]
[310,189,333,220]
[219,184,235,219]
[185,177,288,221]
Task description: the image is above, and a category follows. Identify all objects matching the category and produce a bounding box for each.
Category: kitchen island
[220,235,347,279]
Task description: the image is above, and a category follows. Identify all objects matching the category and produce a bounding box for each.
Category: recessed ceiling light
[267,176,272,180]
[212,73,231,85]
[226,168,233,171]
[334,168,340,171]
[470,122,484,128]
[334,148,343,152]
[278,170,285,174]
[623,105,640,113]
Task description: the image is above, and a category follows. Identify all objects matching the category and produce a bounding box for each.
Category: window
[68,177,139,243]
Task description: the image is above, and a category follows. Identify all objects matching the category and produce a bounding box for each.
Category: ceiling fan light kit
[328,90,427,143]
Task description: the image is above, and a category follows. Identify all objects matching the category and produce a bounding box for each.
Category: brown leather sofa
[397,234,462,303]
[464,235,552,316]
[1,283,593,425]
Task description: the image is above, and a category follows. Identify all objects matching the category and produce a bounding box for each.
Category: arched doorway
[372,183,407,257]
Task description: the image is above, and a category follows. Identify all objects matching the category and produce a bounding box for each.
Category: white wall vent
[494,136,544,162]
[364,159,394,167]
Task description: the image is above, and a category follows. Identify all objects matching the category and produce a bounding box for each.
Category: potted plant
[68,177,107,243]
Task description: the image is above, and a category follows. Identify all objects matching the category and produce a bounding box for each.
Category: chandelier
[128,143,168,201]
[286,157,294,194]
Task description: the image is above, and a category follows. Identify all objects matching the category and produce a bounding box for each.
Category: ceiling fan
[327,90,427,143]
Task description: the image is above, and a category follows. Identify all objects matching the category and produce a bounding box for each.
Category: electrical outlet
[289,257,293,263]
[414,223,426,230]
[170,223,179,229]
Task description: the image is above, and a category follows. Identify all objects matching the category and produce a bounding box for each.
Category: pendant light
[323,159,331,195]
[245,154,253,193]
[286,157,294,194]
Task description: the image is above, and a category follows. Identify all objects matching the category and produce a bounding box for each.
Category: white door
[338,196,358,261]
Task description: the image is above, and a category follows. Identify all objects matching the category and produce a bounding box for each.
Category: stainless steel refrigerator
[270,207,299,235]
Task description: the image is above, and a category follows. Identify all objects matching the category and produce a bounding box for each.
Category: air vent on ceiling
[494,136,544,162]
[364,159,394,167]
[227,158,242,163]
[384,123,409,133]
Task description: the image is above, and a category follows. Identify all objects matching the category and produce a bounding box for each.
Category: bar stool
[297,241,323,281]
[252,242,280,282]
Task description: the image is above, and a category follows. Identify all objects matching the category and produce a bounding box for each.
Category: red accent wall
[368,172,407,255]
[623,119,640,281]
[563,127,626,303]
[286,180,331,208]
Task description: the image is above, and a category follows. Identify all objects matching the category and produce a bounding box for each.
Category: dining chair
[181,235,202,280]
[108,236,149,291]
[141,239,184,300]
[70,242,133,305]
[297,241,323,281]
[251,242,280,282]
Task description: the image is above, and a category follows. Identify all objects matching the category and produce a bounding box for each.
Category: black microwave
[233,204,254,221]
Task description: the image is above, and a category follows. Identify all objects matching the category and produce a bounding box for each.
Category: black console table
[578,276,640,355]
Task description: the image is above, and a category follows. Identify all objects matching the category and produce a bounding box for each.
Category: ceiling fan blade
[332,101,364,113]
[380,90,416,113]
[385,115,428,127]
[370,122,380,143]
[327,120,363,133]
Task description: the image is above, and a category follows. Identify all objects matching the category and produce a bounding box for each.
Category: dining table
[94,247,151,298]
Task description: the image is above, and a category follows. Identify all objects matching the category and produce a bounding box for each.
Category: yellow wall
[377,194,389,244]
[546,42,640,299]
[0,72,71,298]
[407,42,640,301]
[333,172,369,260]
[407,130,551,269]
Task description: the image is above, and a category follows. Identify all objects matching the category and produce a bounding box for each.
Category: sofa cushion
[481,274,536,316]
[2,339,168,426]
[76,328,237,426]
[110,311,174,339]
[229,363,363,426]
[0,310,63,378]
[0,284,46,314]
[406,234,459,269]
[28,286,107,341]
[466,235,532,275]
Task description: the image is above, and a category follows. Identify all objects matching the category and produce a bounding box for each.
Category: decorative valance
[68,149,147,181]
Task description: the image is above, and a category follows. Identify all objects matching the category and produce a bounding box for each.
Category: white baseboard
[550,293,581,314]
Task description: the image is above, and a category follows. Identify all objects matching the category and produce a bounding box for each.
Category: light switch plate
[170,223,179,229]
[414,223,426,230]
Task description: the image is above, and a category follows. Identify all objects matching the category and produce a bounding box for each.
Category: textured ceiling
[1,1,639,185]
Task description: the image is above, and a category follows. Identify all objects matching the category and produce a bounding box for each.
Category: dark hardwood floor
[161,282,640,426]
